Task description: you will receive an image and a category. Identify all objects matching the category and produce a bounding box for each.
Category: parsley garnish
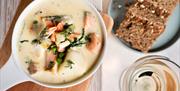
[56,52,65,65]
[46,61,55,70]
[65,60,74,69]
[69,28,87,47]
[25,59,32,64]
[20,40,29,43]
[31,39,41,44]
[33,20,38,24]
[56,58,62,65]
[39,27,48,39]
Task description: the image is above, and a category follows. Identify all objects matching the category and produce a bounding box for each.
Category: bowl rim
[11,0,107,88]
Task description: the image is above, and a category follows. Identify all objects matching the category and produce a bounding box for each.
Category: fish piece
[86,33,99,51]
[45,27,57,38]
[50,32,56,42]
[67,32,80,41]
[27,61,37,74]
[56,21,65,32]
[45,20,54,28]
[45,50,57,70]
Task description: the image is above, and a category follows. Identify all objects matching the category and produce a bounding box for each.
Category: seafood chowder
[17,0,103,84]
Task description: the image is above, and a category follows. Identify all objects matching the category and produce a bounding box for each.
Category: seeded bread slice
[116,0,178,52]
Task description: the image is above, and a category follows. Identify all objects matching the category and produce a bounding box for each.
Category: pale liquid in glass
[129,60,179,91]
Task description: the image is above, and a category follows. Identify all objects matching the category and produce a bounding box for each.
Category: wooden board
[0,0,112,91]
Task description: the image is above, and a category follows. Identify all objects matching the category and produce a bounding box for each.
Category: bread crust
[116,0,179,52]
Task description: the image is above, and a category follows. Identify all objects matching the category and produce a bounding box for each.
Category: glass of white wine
[120,55,180,91]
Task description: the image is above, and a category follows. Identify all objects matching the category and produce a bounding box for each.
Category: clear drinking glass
[120,55,180,91]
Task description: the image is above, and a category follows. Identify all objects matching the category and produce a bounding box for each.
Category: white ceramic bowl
[0,0,107,90]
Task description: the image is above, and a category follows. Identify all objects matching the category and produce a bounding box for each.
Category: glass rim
[119,55,180,91]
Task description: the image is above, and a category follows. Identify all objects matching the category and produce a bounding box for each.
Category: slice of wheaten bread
[116,0,179,52]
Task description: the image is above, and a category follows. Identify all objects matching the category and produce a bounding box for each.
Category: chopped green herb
[61,24,75,37]
[56,58,62,65]
[35,10,42,15]
[42,15,72,25]
[25,59,32,64]
[50,44,56,48]
[39,27,48,38]
[31,39,41,44]
[42,15,64,25]
[32,20,39,30]
[20,40,29,43]
[69,28,87,47]
[71,42,87,47]
[52,47,57,54]
[33,20,38,24]
[47,44,57,54]
[46,61,55,70]
[52,16,63,25]
[68,24,75,30]
[85,34,91,42]
[59,52,65,58]
[48,44,55,49]
[31,20,41,32]
[65,60,74,69]
[78,28,85,41]
[56,52,65,65]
